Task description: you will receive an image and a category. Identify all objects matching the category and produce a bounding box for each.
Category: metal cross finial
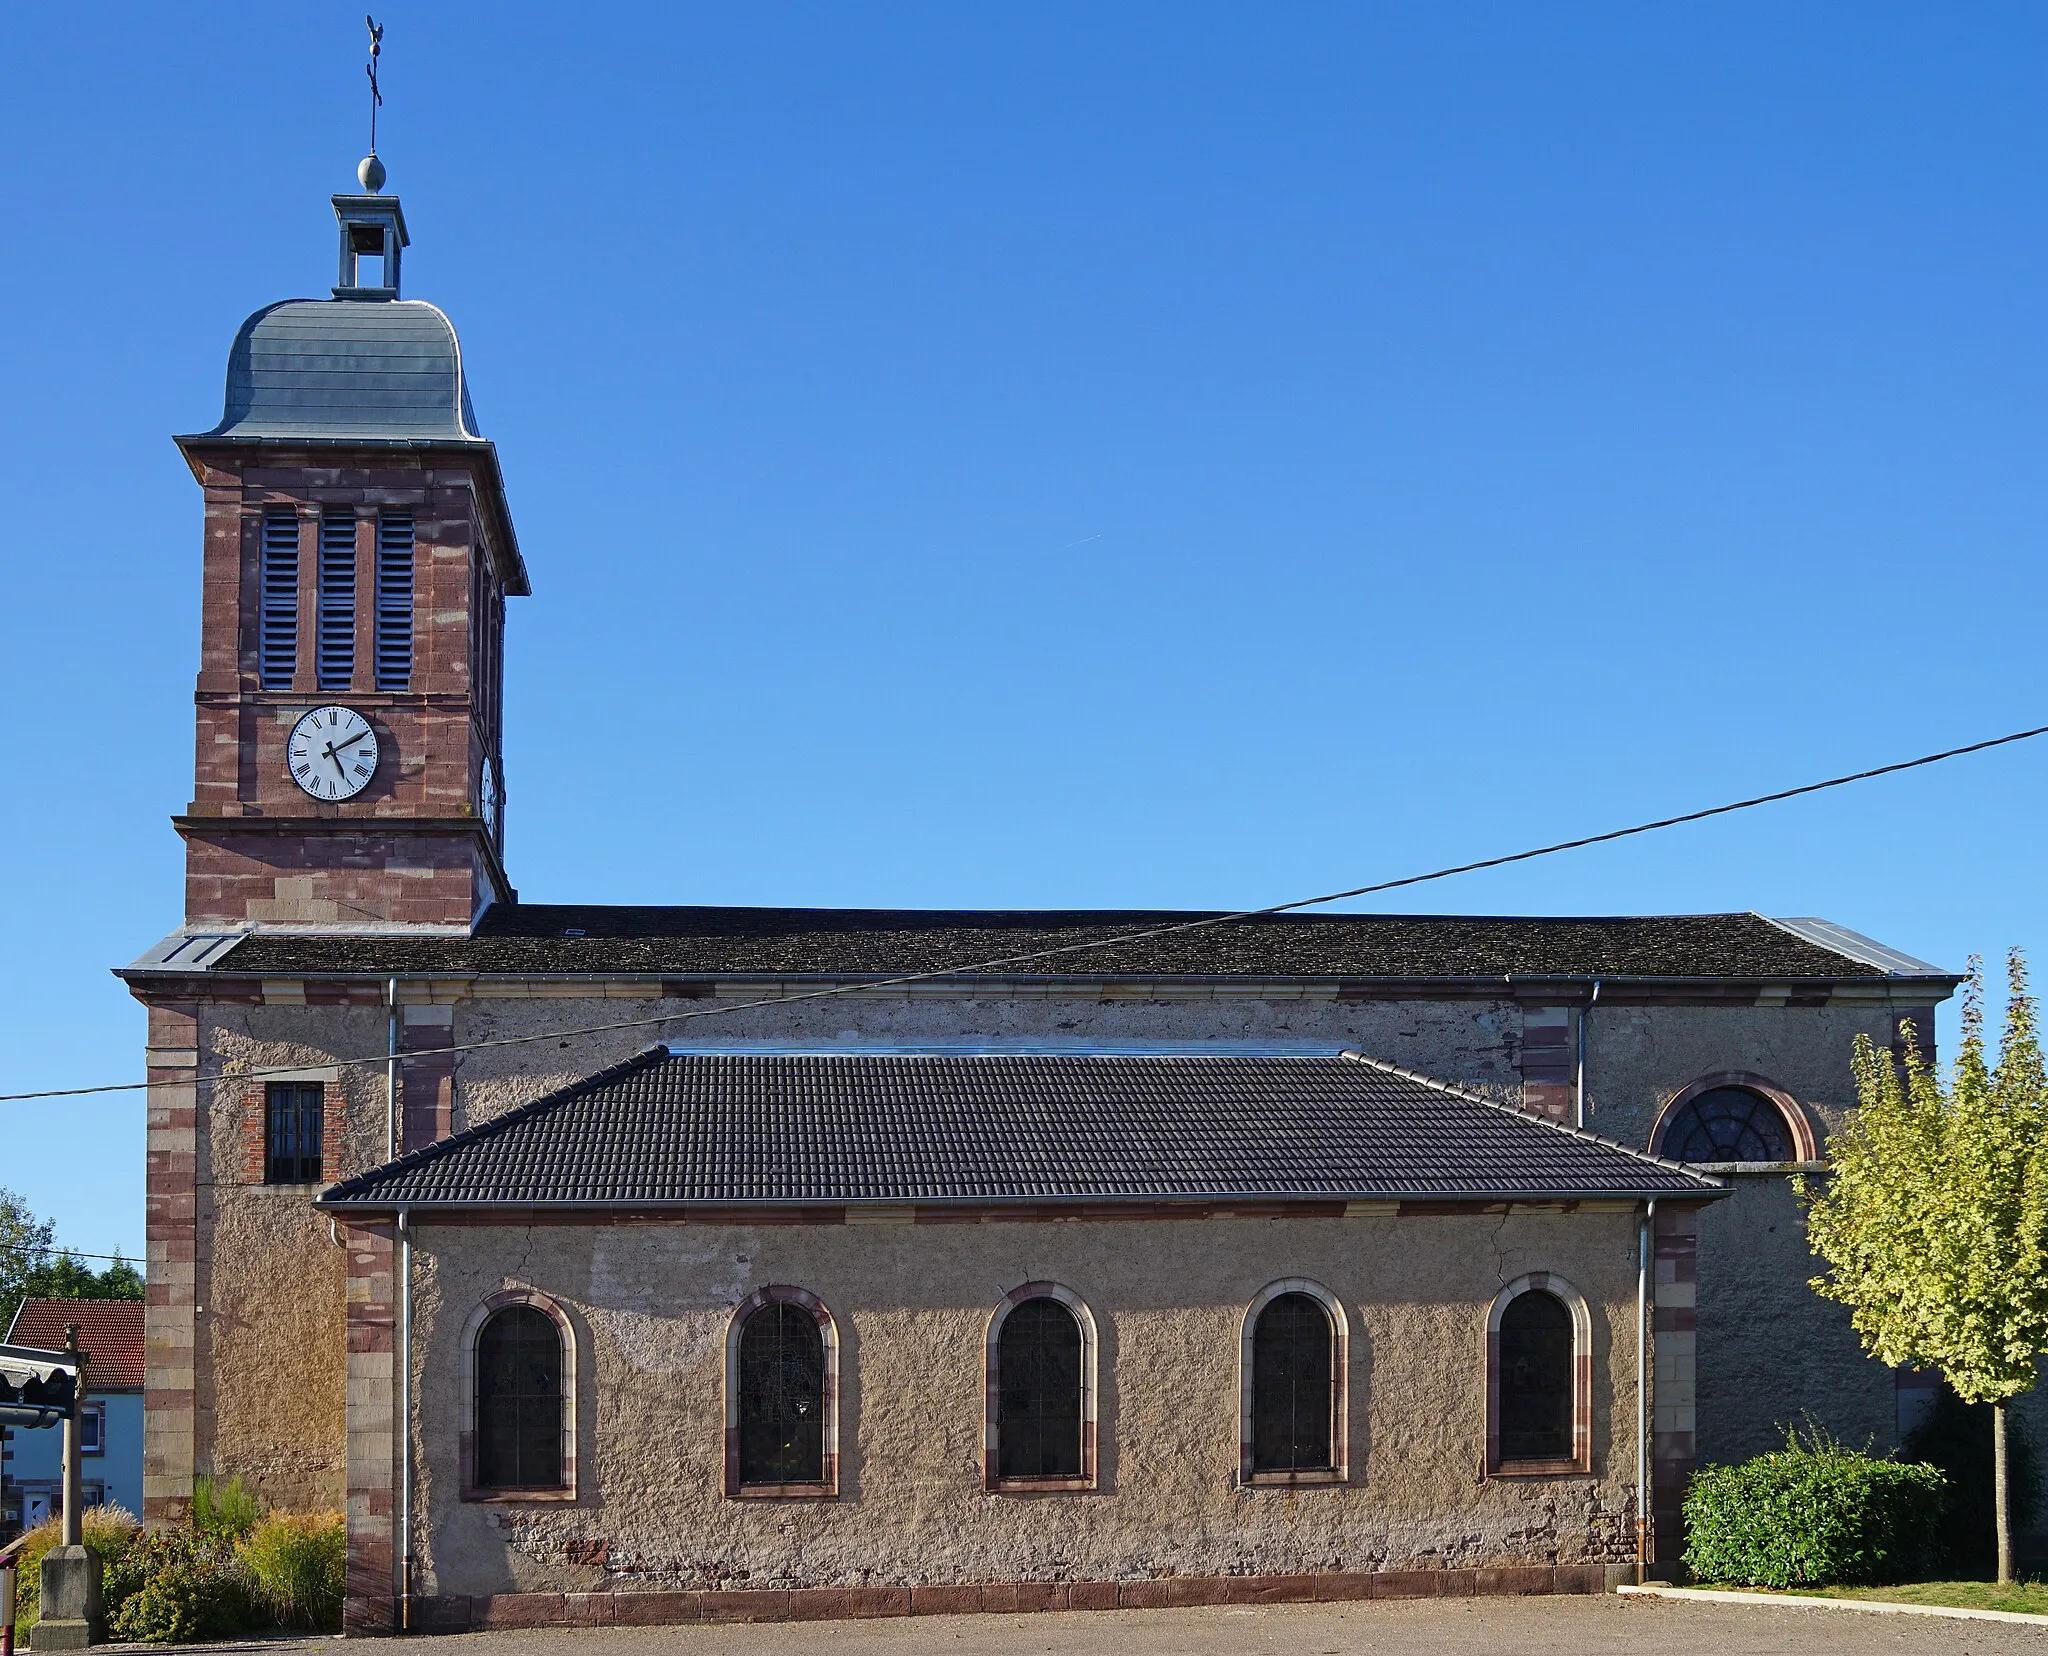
[366,16,385,155]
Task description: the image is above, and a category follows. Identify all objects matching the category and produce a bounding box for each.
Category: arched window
[985,1284,1098,1491]
[1653,1075,1811,1164]
[739,1303,825,1485]
[724,1287,839,1497]
[1240,1280,1348,1484]
[1486,1273,1592,1476]
[469,1300,569,1495]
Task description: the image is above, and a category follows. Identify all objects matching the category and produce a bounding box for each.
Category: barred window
[376,513,415,690]
[995,1297,1083,1480]
[1497,1290,1573,1463]
[475,1306,564,1491]
[263,1082,323,1184]
[1251,1292,1335,1473]
[737,1301,827,1486]
[1660,1086,1794,1163]
[317,512,357,689]
[259,512,300,688]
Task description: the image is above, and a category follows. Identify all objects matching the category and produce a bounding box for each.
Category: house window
[317,512,357,689]
[474,1305,565,1493]
[1658,1084,1795,1163]
[985,1284,1097,1491]
[258,511,300,688]
[1243,1285,1346,1482]
[375,513,415,690]
[725,1287,839,1497]
[1486,1272,1592,1476]
[263,1082,324,1184]
[79,1401,105,1457]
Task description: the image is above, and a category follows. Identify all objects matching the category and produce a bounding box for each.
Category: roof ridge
[321,1043,671,1201]
[1336,1051,1723,1185]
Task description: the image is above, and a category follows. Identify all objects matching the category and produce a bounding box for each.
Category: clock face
[480,755,501,839]
[286,705,380,801]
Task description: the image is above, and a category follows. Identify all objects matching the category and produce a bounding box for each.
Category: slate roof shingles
[317,1052,1724,1209]
[227,905,1895,980]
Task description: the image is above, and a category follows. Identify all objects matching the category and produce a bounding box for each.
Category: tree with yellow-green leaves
[1804,951,2048,1585]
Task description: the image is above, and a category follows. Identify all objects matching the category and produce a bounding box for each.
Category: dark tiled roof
[318,1051,1722,1209]
[4,1300,145,1389]
[225,905,1898,980]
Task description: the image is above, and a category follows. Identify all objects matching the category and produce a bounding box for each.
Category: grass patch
[1702,1579,2048,1616]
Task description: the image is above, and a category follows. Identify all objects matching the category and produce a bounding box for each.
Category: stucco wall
[404,1210,1647,1594]
[175,981,1918,1524]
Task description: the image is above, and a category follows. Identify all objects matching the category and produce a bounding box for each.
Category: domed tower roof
[205,297,484,442]
[190,185,485,445]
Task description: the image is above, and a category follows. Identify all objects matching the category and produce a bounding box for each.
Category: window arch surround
[460,1288,576,1501]
[984,1282,1099,1493]
[1238,1279,1349,1486]
[1485,1273,1594,1477]
[1650,1072,1816,1165]
[723,1286,840,1498]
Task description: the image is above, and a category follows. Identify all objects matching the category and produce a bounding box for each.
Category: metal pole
[3,1555,17,1656]
[60,1327,84,1549]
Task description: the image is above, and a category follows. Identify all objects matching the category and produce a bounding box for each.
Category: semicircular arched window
[1497,1289,1573,1465]
[1251,1293,1336,1475]
[1660,1085,1795,1163]
[737,1300,828,1488]
[474,1304,565,1492]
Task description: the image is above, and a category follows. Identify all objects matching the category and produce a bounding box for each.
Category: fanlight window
[996,1297,1084,1479]
[1497,1290,1573,1464]
[474,1305,564,1490]
[1251,1292,1335,1473]
[1661,1085,1794,1163]
[737,1300,827,1486]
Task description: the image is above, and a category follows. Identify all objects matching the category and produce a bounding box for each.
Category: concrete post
[32,1328,101,1650]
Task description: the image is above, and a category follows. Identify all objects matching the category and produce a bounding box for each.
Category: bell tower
[173,165,528,931]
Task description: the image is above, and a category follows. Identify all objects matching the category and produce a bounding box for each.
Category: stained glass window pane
[996,1298,1083,1479]
[1498,1290,1573,1463]
[1251,1293,1334,1472]
[476,1306,563,1489]
[1663,1086,1793,1163]
[738,1301,826,1485]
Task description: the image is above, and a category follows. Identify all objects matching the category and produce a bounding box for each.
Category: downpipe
[1575,980,1601,1129]
[386,977,401,1163]
[398,1205,414,1633]
[1637,1196,1657,1577]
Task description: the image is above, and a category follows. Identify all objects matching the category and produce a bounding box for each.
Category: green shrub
[1684,1429,1946,1588]
[237,1512,344,1630]
[188,1474,262,1543]
[12,1504,141,1625]
[106,1533,253,1644]
[1900,1388,2038,1578]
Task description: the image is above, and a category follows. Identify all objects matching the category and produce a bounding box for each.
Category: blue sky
[5,3,2047,1259]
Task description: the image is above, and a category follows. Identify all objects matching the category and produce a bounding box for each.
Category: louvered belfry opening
[262,1082,323,1184]
[376,512,415,690]
[1498,1290,1574,1463]
[317,511,357,689]
[1251,1293,1335,1472]
[737,1302,827,1485]
[475,1306,564,1491]
[996,1298,1084,1479]
[258,511,300,688]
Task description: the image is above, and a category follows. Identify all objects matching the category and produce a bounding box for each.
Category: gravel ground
[149,1594,2048,1656]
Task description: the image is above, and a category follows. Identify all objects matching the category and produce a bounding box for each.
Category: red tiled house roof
[4,1299,144,1390]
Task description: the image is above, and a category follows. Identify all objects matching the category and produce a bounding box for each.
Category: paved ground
[165,1594,2048,1656]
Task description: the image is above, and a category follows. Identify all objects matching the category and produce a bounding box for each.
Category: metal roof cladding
[315,1050,1727,1210]
[202,297,483,443]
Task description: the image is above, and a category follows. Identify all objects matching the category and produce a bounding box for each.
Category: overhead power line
[3,720,2043,1107]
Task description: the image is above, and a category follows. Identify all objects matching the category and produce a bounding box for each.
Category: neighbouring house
[116,158,1972,1634]
[1,1300,145,1528]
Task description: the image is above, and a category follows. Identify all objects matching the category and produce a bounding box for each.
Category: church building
[121,168,1964,1634]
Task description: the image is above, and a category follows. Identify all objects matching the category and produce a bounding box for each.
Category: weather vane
[366,17,385,155]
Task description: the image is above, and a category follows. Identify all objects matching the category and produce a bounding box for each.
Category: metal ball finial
[358,153,387,194]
